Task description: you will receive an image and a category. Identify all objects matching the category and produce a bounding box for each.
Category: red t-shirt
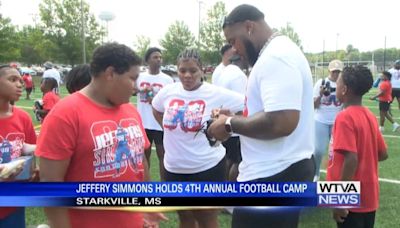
[35,92,150,228]
[327,106,387,212]
[0,107,37,219]
[22,74,33,88]
[379,80,392,102]
[42,91,60,111]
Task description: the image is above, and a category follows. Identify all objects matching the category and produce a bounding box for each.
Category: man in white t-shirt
[211,44,236,85]
[389,60,400,110]
[42,61,61,90]
[208,4,315,228]
[313,59,343,180]
[214,53,247,182]
[136,47,174,181]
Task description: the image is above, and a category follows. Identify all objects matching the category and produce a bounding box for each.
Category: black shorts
[222,136,242,163]
[379,101,390,112]
[337,211,376,228]
[145,129,163,145]
[232,156,315,228]
[25,87,33,93]
[164,158,226,182]
[392,89,400,99]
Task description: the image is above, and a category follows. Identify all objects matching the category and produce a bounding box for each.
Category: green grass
[15,77,400,227]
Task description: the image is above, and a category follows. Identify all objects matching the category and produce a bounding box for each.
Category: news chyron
[317,181,360,207]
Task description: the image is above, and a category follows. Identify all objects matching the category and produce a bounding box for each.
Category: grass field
[15,76,400,227]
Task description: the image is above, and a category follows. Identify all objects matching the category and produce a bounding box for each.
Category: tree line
[1,0,399,67]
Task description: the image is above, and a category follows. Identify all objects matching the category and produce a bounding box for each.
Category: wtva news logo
[317,181,360,207]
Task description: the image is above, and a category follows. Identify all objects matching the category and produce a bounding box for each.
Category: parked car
[20,67,37,76]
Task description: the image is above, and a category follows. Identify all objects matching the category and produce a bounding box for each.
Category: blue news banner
[0,181,360,207]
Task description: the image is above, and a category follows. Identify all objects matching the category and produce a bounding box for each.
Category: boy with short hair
[34,77,60,122]
[370,71,400,132]
[21,72,34,100]
[0,64,37,227]
[327,65,388,228]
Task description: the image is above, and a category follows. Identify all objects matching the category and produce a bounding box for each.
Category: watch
[225,117,234,134]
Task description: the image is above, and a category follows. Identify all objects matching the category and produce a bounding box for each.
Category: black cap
[223,4,264,28]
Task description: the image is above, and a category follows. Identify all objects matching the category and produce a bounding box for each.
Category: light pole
[197,0,203,48]
[80,0,86,64]
[335,33,339,58]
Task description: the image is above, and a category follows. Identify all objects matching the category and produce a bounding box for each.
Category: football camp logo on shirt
[321,94,341,107]
[164,99,206,132]
[0,133,25,164]
[139,82,163,103]
[90,118,145,178]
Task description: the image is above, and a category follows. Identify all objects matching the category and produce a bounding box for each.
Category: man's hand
[143,212,168,228]
[211,108,232,119]
[207,114,231,141]
[333,208,349,223]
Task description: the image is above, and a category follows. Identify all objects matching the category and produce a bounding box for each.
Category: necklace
[259,32,281,57]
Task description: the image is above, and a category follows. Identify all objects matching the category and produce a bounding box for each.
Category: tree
[0,16,19,62]
[278,22,303,51]
[17,25,56,65]
[198,1,227,65]
[160,21,195,64]
[39,0,104,65]
[133,35,151,60]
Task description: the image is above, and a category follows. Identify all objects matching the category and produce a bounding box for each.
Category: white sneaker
[379,126,384,133]
[393,123,400,132]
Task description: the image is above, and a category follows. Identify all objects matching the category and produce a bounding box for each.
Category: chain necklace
[259,32,281,57]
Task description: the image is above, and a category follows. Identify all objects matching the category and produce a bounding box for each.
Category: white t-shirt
[389,68,400,89]
[152,82,244,174]
[211,63,226,84]
[43,68,61,86]
[238,35,315,182]
[313,78,342,125]
[137,71,174,131]
[214,64,247,95]
[214,64,247,137]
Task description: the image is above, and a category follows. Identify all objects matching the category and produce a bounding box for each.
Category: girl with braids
[152,49,244,228]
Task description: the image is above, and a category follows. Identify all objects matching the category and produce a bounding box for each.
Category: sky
[1,0,399,53]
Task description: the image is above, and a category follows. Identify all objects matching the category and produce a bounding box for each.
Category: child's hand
[0,163,24,182]
[143,212,168,228]
[29,167,40,182]
[369,96,375,100]
[333,208,349,223]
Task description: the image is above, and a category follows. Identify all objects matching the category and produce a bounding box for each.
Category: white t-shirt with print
[389,68,400,89]
[238,35,314,182]
[313,78,342,125]
[137,71,174,131]
[211,63,226,85]
[152,82,244,174]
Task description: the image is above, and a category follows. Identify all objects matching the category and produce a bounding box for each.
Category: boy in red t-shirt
[0,65,37,227]
[21,72,34,100]
[35,43,167,228]
[327,65,388,228]
[370,71,400,132]
[34,77,60,122]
